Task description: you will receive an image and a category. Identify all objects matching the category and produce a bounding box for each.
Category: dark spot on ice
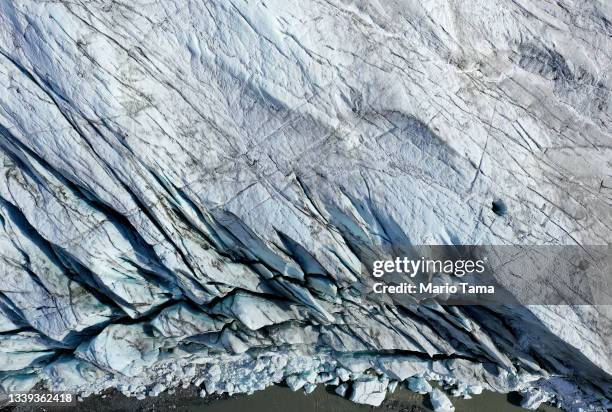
[491,199,507,216]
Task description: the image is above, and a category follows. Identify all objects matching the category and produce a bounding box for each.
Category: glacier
[0,0,610,410]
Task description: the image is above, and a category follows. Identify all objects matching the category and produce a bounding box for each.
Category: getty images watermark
[363,246,611,305]
[371,256,493,295]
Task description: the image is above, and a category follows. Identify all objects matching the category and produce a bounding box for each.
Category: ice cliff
[0,1,610,410]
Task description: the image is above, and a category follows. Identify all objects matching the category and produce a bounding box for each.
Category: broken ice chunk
[349,377,388,406]
[408,376,432,394]
[430,388,455,412]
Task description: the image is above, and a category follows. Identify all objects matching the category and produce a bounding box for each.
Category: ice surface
[0,0,610,411]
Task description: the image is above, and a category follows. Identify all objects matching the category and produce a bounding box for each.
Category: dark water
[6,384,562,411]
[177,385,561,412]
[54,385,561,412]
